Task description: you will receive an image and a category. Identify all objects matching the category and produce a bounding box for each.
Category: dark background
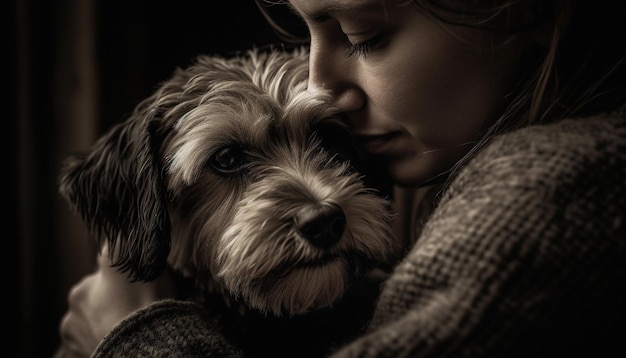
[12,1,304,356]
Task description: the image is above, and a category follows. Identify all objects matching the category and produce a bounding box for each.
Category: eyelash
[346,36,383,57]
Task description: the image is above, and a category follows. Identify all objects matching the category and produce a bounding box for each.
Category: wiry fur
[59,47,400,321]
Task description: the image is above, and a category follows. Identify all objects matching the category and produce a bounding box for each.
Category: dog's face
[59,48,399,316]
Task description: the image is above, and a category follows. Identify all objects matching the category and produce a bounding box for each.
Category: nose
[296,202,347,249]
[308,41,364,113]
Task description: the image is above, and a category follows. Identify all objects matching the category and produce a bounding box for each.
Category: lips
[356,132,399,154]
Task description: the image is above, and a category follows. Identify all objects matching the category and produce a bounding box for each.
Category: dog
[58,47,400,356]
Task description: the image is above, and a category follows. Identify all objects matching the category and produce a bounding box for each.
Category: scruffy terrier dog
[59,47,399,356]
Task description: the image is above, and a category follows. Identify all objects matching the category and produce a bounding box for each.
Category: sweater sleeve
[93,299,244,358]
[330,115,626,358]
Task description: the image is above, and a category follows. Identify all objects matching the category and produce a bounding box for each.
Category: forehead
[288,0,393,21]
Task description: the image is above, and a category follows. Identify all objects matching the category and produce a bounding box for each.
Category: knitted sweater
[93,113,626,357]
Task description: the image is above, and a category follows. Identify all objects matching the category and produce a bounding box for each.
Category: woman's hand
[56,243,176,358]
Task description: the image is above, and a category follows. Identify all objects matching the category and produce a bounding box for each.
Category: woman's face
[288,0,535,186]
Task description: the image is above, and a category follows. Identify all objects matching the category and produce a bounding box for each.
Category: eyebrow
[289,1,384,23]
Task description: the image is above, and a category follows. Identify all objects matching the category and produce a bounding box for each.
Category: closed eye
[346,34,385,57]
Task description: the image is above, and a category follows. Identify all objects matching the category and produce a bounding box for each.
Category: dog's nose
[296,203,346,249]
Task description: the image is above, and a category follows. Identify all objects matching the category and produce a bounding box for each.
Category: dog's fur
[59,47,400,355]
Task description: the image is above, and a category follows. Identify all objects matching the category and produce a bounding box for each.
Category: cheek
[372,20,510,147]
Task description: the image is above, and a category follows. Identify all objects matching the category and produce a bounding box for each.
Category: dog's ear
[58,109,170,282]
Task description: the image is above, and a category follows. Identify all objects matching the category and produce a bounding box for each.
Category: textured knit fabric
[92,300,243,358]
[93,113,626,357]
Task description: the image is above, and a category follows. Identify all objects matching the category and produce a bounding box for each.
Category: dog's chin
[231,257,354,317]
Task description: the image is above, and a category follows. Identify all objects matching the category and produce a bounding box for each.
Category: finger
[67,273,95,309]
[61,275,101,353]
[58,310,96,358]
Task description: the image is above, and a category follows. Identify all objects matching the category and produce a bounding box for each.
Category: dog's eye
[208,145,247,174]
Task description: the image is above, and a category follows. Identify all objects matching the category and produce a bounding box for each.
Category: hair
[257,0,626,188]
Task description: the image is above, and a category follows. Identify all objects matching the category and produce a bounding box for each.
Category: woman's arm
[56,116,626,358]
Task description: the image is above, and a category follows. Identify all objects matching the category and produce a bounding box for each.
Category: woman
[58,0,626,356]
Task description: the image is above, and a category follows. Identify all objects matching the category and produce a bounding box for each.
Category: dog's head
[59,47,399,316]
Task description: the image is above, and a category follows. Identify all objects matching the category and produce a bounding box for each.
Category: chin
[235,258,352,316]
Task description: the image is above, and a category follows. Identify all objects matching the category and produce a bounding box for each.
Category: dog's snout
[296,203,346,249]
